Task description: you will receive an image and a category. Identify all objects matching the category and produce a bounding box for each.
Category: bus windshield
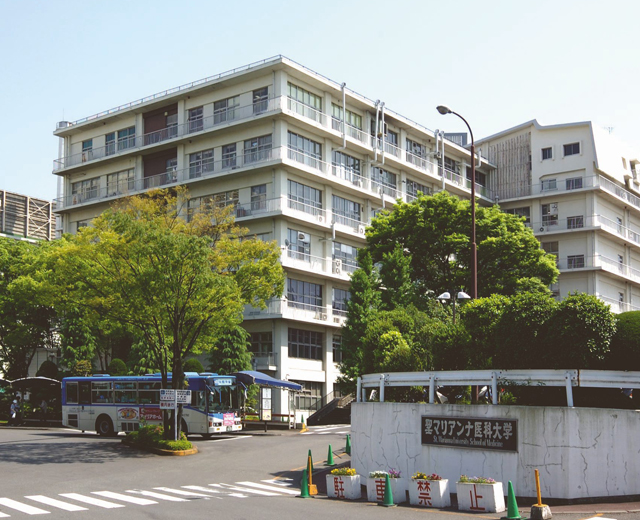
[207,384,239,412]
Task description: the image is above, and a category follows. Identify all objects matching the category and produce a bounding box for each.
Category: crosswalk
[0,480,298,516]
[301,425,350,435]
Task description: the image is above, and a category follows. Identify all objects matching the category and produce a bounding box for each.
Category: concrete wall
[352,402,640,500]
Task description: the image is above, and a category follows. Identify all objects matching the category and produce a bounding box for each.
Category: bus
[61,372,243,437]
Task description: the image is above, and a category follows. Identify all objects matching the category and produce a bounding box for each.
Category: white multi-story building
[51,55,493,418]
[477,119,640,313]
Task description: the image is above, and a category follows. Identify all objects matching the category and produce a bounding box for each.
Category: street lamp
[437,291,471,324]
[436,105,477,299]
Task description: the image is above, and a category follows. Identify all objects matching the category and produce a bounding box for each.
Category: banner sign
[140,407,163,421]
[421,416,518,452]
[117,407,138,421]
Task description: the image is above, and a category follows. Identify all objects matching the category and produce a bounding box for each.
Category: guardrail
[356,369,640,407]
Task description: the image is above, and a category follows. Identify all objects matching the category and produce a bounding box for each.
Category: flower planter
[326,474,362,500]
[456,481,505,513]
[366,477,407,504]
[409,479,451,508]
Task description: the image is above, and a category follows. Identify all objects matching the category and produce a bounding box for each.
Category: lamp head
[437,291,451,301]
[436,105,452,115]
[457,291,471,300]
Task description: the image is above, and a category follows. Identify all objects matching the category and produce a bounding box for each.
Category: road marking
[0,512,8,518]
[181,486,223,499]
[26,496,87,512]
[126,490,187,502]
[208,436,253,443]
[153,487,210,497]
[59,493,124,509]
[236,481,300,495]
[0,498,50,515]
[261,479,294,487]
[216,483,281,496]
[92,491,157,505]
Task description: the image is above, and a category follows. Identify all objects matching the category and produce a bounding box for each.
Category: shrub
[183,358,205,374]
[330,467,356,476]
[107,358,128,376]
[126,425,192,452]
[36,360,58,379]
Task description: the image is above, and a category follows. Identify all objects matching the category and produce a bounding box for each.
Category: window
[331,104,362,136]
[82,139,93,161]
[332,195,361,227]
[288,329,323,360]
[91,381,112,404]
[443,156,458,173]
[567,215,584,229]
[287,180,322,215]
[466,167,486,187]
[541,203,558,227]
[332,335,343,364]
[333,242,359,273]
[165,158,177,183]
[288,132,322,169]
[188,106,204,132]
[221,143,236,169]
[211,190,239,209]
[406,138,427,167]
[117,127,135,151]
[618,254,624,271]
[406,180,430,201]
[291,379,323,409]
[244,135,272,163]
[107,169,134,196]
[563,142,580,156]
[287,279,323,311]
[287,229,310,261]
[66,382,78,404]
[139,382,161,404]
[542,241,559,266]
[541,179,557,191]
[371,167,397,197]
[619,292,625,312]
[566,177,583,190]
[567,255,585,269]
[71,178,99,203]
[287,83,322,121]
[505,207,531,225]
[541,147,552,160]
[189,149,214,179]
[114,382,137,404]
[253,87,269,114]
[75,219,92,232]
[332,151,361,184]
[249,332,272,355]
[105,132,116,156]
[214,96,239,124]
[617,217,623,234]
[166,113,178,138]
[332,288,351,316]
[251,184,267,211]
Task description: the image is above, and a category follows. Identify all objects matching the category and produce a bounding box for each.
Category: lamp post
[437,291,471,324]
[436,105,477,300]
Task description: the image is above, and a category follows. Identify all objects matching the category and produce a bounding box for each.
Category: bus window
[91,382,113,404]
[66,382,79,404]
[139,382,161,404]
[79,382,91,405]
[208,385,238,412]
[191,391,206,412]
[115,382,137,404]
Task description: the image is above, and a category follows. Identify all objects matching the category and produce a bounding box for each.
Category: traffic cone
[300,416,308,433]
[380,473,396,507]
[345,434,351,455]
[308,449,313,470]
[503,481,522,520]
[325,444,336,466]
[298,469,310,498]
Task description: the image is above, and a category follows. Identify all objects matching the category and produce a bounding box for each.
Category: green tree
[0,238,57,379]
[208,325,252,374]
[45,188,284,438]
[366,192,558,298]
[36,360,59,379]
[183,358,205,374]
[608,311,640,371]
[107,358,128,376]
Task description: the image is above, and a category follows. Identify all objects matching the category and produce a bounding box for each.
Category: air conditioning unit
[317,215,325,224]
[333,317,341,324]
[297,232,306,241]
[317,313,327,321]
[334,259,342,272]
[358,225,366,235]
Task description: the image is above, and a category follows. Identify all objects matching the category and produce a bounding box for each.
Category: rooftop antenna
[605,126,614,135]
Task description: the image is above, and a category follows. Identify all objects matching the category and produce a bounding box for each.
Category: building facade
[51,56,492,419]
[0,189,54,242]
[477,120,640,312]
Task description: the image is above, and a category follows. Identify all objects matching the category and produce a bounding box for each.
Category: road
[0,425,636,520]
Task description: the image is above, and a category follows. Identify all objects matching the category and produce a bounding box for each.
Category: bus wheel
[96,415,114,437]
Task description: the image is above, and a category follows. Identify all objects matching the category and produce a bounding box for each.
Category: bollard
[345,434,351,455]
[530,469,552,520]
[307,453,317,495]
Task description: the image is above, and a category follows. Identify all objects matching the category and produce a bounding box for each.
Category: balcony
[53,97,282,172]
[557,254,640,284]
[242,299,344,327]
[286,98,328,127]
[251,353,277,371]
[598,295,640,314]
[281,250,328,274]
[534,214,640,247]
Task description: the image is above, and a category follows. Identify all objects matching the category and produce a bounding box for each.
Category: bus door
[78,381,92,430]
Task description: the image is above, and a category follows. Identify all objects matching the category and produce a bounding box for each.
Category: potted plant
[456,475,505,513]
[326,467,361,500]
[408,472,451,508]
[366,470,407,504]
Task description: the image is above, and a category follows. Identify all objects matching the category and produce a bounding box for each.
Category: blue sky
[1,0,638,201]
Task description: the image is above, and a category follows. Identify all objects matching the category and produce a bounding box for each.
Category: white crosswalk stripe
[92,491,157,505]
[210,484,279,496]
[153,487,210,497]
[236,481,300,495]
[59,493,124,509]
[0,498,50,515]
[25,496,87,512]
[261,479,294,487]
[126,490,187,502]
[0,512,8,518]
[181,486,223,496]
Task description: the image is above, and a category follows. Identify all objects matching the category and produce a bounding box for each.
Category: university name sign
[421,416,518,452]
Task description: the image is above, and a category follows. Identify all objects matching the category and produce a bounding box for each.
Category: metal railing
[251,353,277,369]
[554,254,640,283]
[533,214,640,246]
[286,98,327,126]
[54,97,281,171]
[598,295,640,313]
[282,250,328,273]
[356,369,640,407]
[331,165,369,191]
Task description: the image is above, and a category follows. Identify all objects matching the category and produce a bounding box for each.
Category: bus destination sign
[421,416,518,452]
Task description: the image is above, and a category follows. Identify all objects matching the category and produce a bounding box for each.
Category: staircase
[307,392,354,426]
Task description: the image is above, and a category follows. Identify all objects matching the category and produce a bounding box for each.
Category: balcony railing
[53,97,281,171]
[557,254,640,283]
[286,197,327,224]
[286,98,327,127]
[251,353,277,370]
[282,250,328,273]
[286,148,327,173]
[534,214,640,247]
[332,212,363,233]
[331,165,370,191]
[331,119,369,145]
[234,197,282,218]
[598,295,640,314]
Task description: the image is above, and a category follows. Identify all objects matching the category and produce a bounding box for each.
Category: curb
[121,439,198,456]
